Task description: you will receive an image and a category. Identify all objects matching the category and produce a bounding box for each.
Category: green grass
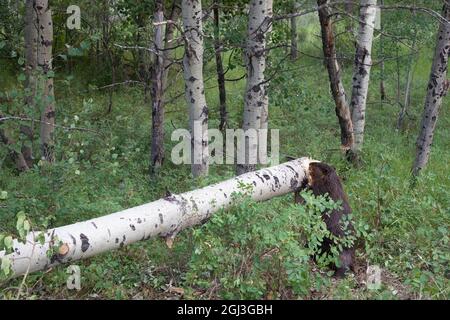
[0,40,449,299]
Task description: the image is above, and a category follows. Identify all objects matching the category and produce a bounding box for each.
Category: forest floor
[0,50,449,299]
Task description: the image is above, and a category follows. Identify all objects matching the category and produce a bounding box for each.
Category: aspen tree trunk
[237,0,272,175]
[25,0,37,116]
[379,0,386,102]
[150,0,179,173]
[290,3,298,60]
[258,0,273,167]
[1,158,316,278]
[349,0,377,159]
[182,0,209,177]
[35,0,55,162]
[317,0,354,150]
[213,1,228,131]
[23,0,38,168]
[150,0,166,173]
[412,2,450,176]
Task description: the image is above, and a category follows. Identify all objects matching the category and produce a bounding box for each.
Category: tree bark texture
[317,0,354,151]
[150,0,166,173]
[237,0,272,175]
[412,2,450,176]
[182,0,209,177]
[35,0,55,162]
[349,0,377,157]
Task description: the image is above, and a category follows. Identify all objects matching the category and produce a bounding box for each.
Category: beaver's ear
[313,162,332,178]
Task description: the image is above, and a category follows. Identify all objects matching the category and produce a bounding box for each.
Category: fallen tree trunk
[1,157,315,278]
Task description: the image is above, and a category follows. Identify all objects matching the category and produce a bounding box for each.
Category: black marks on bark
[91,221,98,229]
[159,213,164,224]
[130,224,136,231]
[255,173,265,183]
[285,165,298,176]
[80,233,90,252]
[46,110,55,119]
[120,235,126,248]
[273,176,280,189]
[70,234,77,246]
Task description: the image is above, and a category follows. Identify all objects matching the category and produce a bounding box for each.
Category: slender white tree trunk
[1,158,316,277]
[412,2,450,176]
[259,0,273,167]
[182,0,209,177]
[237,0,272,175]
[35,0,55,162]
[349,0,377,159]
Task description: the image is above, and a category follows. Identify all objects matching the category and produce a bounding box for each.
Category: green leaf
[1,257,12,276]
[4,236,13,250]
[80,40,91,50]
[0,191,7,200]
[36,233,45,245]
[68,47,83,57]
[23,220,30,234]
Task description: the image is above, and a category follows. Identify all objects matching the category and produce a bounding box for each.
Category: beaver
[295,162,355,278]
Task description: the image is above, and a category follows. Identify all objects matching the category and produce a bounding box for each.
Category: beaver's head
[308,162,335,186]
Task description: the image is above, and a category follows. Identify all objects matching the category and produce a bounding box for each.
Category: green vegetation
[1,48,448,298]
[0,0,448,300]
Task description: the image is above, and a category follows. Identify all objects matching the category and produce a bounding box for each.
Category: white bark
[349,0,377,155]
[238,0,273,175]
[259,0,273,167]
[1,158,316,277]
[412,2,450,176]
[35,0,55,162]
[182,0,209,177]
